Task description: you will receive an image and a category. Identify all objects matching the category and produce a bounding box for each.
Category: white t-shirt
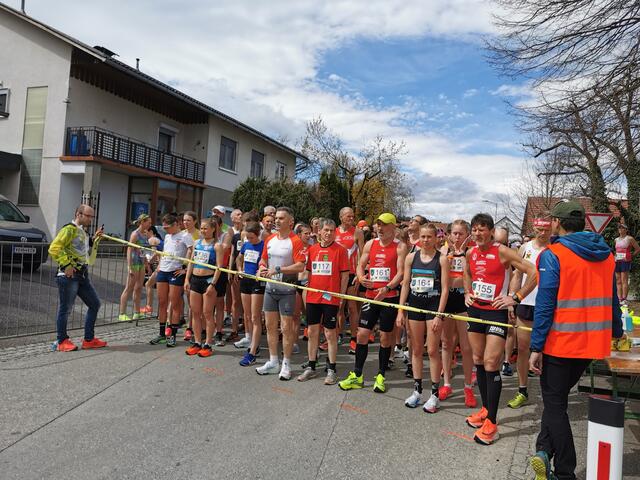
[520,240,544,306]
[159,230,194,272]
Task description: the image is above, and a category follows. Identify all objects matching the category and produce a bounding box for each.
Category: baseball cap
[376,213,397,225]
[550,200,585,219]
[212,205,226,214]
[356,220,368,228]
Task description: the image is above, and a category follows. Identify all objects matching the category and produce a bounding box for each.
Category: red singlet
[468,242,509,310]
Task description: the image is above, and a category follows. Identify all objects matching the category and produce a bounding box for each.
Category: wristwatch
[530,347,541,353]
[512,292,522,304]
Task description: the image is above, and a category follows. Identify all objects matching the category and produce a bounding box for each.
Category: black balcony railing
[65,126,205,183]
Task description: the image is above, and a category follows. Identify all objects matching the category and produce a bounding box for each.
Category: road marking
[442,430,474,443]
[272,386,294,395]
[203,366,224,376]
[341,403,368,415]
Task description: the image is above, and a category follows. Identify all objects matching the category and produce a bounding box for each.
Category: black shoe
[405,364,413,378]
[501,362,513,376]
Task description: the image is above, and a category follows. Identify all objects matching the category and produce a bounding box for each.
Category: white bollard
[586,395,624,480]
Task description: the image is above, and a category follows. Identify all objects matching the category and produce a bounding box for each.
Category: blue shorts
[616,261,632,273]
[157,270,186,286]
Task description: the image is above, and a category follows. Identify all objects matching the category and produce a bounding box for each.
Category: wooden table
[605,348,640,419]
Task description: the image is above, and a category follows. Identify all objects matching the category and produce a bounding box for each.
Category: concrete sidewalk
[1,324,639,480]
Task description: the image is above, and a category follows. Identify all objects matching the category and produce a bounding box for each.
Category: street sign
[585,212,614,234]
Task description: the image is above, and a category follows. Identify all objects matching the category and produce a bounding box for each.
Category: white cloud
[463,88,478,98]
[16,0,521,220]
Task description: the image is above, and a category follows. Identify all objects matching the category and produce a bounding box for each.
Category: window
[19,86,48,205]
[250,149,264,178]
[0,88,9,117]
[275,161,287,180]
[158,128,174,153]
[219,136,237,172]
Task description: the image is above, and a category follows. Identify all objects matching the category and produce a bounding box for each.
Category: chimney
[21,0,26,13]
[136,58,140,70]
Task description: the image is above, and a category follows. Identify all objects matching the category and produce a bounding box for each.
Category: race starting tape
[101,234,532,332]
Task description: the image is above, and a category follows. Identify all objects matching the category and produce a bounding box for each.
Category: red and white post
[587,395,624,480]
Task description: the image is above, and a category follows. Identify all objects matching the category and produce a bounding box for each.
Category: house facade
[0,4,302,238]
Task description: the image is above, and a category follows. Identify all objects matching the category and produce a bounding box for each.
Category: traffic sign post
[586,212,614,234]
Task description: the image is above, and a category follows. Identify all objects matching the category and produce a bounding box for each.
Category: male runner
[297,218,349,384]
[506,218,551,409]
[335,207,365,353]
[407,215,427,248]
[339,212,407,393]
[256,207,306,380]
[463,213,537,445]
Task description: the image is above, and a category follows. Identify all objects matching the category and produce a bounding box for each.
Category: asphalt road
[1,323,639,480]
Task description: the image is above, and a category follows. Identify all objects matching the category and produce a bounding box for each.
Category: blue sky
[9,0,532,221]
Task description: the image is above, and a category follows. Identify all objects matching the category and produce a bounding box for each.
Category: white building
[0,3,303,238]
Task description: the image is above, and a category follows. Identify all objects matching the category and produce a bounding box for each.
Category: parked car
[0,194,48,271]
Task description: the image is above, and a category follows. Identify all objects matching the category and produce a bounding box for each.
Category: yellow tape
[102,234,532,332]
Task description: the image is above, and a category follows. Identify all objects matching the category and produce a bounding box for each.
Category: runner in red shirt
[339,212,408,394]
[462,213,537,445]
[335,207,365,353]
[297,218,349,384]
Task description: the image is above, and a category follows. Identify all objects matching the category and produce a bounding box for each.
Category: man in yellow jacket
[48,204,106,352]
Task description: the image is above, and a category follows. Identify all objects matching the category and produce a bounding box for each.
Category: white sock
[282,357,290,368]
[269,355,279,364]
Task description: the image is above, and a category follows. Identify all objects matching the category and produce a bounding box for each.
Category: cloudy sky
[12,0,531,221]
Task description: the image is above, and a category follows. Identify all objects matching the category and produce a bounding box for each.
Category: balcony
[63,126,205,184]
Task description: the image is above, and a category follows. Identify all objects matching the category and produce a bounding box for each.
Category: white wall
[0,9,73,236]
[56,172,83,233]
[205,115,297,192]
[0,170,20,202]
[98,169,129,238]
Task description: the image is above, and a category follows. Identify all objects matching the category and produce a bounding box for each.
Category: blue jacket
[531,232,623,351]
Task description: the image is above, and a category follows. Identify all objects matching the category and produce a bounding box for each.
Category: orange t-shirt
[306,242,349,306]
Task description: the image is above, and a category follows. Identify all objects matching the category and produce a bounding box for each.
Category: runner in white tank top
[614,224,640,303]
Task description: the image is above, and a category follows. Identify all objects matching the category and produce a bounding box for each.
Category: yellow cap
[376,213,397,225]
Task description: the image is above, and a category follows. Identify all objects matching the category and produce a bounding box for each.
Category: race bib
[616,252,627,261]
[450,257,464,273]
[369,267,391,282]
[236,240,243,251]
[312,261,332,276]
[244,249,259,264]
[410,276,434,293]
[472,281,496,302]
[193,249,210,265]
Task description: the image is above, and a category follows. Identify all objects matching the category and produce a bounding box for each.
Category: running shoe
[402,349,410,364]
[297,367,317,382]
[303,327,309,341]
[318,341,328,352]
[225,331,240,343]
[166,335,177,348]
[501,362,513,377]
[466,406,488,428]
[164,326,173,337]
[279,364,292,381]
[56,338,78,352]
[223,315,232,327]
[324,369,337,385]
[471,370,477,386]
[373,373,386,393]
[338,371,364,390]
[198,344,214,358]
[423,394,440,413]
[464,387,477,408]
[184,328,194,342]
[149,335,166,345]
[234,337,251,349]
[186,344,201,356]
[132,313,145,321]
[509,348,518,364]
[292,343,300,354]
[118,314,132,322]
[256,360,280,376]
[507,392,529,409]
[368,333,375,344]
[530,451,555,480]
[405,390,424,408]
[239,352,256,366]
[140,305,152,314]
[82,338,107,349]
[405,364,413,378]
[393,346,404,359]
[474,418,499,445]
[214,333,225,347]
[348,339,357,355]
[438,385,453,401]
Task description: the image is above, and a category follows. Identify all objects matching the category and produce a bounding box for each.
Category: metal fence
[0,240,149,339]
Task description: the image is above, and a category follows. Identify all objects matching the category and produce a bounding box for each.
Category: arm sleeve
[48,225,75,268]
[611,274,623,338]
[291,235,306,263]
[531,249,560,351]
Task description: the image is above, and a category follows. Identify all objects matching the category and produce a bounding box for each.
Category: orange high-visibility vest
[543,242,615,359]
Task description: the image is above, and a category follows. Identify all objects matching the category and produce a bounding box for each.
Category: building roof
[0,2,308,162]
[522,196,628,234]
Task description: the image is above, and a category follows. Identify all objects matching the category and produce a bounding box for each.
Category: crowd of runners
[110,203,568,447]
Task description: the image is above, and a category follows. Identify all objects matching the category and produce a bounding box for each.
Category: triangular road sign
[585,212,614,234]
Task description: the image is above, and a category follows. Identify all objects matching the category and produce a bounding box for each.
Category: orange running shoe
[303,327,309,341]
[349,339,357,354]
[186,344,202,356]
[82,338,107,349]
[368,333,375,344]
[319,341,329,351]
[474,418,499,445]
[140,305,153,314]
[198,345,213,357]
[438,385,453,400]
[464,387,477,408]
[465,406,488,428]
[57,338,78,352]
